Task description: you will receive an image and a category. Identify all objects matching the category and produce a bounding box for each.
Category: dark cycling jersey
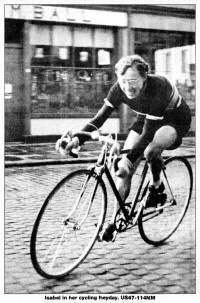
[79,74,191,163]
[106,74,178,118]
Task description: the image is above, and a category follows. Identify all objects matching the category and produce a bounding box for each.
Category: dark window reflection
[5,19,23,43]
[74,47,92,67]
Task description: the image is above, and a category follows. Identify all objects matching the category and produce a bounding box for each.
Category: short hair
[115,55,149,77]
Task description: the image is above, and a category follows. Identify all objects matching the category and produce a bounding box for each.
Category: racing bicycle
[30,131,193,279]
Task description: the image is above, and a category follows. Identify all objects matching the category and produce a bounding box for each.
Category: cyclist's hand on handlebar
[55,131,80,157]
[55,130,100,157]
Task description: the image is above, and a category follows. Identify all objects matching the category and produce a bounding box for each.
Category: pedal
[97,226,117,243]
[158,193,167,206]
[98,230,117,242]
[111,230,118,242]
[97,233,103,242]
[172,199,177,206]
[95,223,103,242]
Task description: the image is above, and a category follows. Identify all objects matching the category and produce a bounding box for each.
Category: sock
[152,180,161,189]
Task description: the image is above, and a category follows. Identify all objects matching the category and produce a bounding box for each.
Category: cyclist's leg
[101,131,142,241]
[143,125,179,206]
[116,125,177,204]
[112,130,142,220]
[144,125,178,187]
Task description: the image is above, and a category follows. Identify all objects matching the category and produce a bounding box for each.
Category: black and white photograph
[3,1,198,301]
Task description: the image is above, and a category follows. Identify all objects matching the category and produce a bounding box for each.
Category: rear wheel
[30,169,107,278]
[138,157,193,245]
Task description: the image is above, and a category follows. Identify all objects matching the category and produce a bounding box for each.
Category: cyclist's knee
[144,143,162,163]
[115,156,134,178]
[116,172,132,201]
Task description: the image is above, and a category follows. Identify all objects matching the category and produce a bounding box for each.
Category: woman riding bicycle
[56,54,191,242]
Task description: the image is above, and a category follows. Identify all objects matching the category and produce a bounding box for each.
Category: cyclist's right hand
[55,131,80,156]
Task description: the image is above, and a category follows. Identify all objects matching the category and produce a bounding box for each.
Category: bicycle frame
[104,165,130,221]
[31,129,193,278]
[103,161,149,225]
[92,150,175,232]
[66,131,177,230]
[89,147,149,227]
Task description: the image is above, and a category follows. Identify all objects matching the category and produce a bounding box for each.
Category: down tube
[104,165,129,220]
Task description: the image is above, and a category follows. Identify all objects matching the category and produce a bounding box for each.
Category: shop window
[5,19,23,43]
[52,46,72,67]
[74,47,93,81]
[138,31,150,44]
[134,29,195,75]
[189,63,195,80]
[32,45,73,67]
[74,27,93,47]
[31,25,115,116]
[96,49,112,67]
[30,24,51,45]
[181,50,187,73]
[94,28,114,48]
[166,52,171,74]
[52,25,72,46]
[74,47,92,68]
[187,34,195,45]
[31,45,51,66]
[151,32,166,48]
[169,34,183,47]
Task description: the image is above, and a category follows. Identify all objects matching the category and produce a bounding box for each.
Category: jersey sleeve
[148,76,174,118]
[104,82,122,109]
[78,103,114,145]
[129,114,146,134]
[166,79,182,109]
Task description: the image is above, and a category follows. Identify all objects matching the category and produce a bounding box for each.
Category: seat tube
[130,161,149,217]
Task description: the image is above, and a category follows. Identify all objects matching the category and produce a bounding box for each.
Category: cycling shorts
[163,99,191,150]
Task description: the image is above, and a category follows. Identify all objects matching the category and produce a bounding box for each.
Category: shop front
[5,5,128,140]
[5,4,195,140]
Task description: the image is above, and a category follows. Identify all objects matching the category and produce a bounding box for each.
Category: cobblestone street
[4,1,196,298]
[5,157,195,294]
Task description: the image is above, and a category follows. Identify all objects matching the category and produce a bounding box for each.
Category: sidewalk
[5,136,195,168]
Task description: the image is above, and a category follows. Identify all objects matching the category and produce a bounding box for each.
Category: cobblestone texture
[5,156,195,294]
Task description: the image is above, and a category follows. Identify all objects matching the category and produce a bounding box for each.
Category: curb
[5,157,97,168]
[5,154,195,168]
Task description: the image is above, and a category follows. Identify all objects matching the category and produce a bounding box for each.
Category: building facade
[155,44,195,109]
[5,4,195,141]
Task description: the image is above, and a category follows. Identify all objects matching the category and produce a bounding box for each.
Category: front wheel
[30,169,107,279]
[138,156,193,245]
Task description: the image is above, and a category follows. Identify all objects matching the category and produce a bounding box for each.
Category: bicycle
[30,131,193,279]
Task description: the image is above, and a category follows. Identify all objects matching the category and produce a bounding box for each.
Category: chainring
[114,203,132,232]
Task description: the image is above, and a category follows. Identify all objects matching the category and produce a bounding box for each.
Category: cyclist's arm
[78,103,114,145]
[127,118,161,163]
[130,113,146,134]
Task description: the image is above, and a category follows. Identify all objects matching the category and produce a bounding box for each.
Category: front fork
[63,167,101,230]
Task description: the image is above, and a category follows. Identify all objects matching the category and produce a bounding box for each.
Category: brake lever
[69,147,80,158]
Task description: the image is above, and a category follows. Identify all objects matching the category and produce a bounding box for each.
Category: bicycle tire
[138,156,193,245]
[30,169,107,279]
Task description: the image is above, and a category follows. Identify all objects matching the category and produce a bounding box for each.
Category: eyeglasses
[120,79,140,85]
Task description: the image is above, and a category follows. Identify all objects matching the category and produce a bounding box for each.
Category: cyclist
[56,54,191,242]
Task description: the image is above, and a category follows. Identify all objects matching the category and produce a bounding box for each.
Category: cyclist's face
[117,66,145,99]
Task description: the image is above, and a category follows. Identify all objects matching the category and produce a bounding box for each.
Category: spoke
[66,175,91,220]
[162,168,175,200]
[138,157,192,245]
[31,170,106,278]
[48,227,66,270]
[78,182,99,226]
[44,227,64,261]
